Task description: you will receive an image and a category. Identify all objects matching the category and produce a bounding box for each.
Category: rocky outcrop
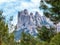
[15,9,50,41]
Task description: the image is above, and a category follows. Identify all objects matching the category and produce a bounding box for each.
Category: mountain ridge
[14,9,52,41]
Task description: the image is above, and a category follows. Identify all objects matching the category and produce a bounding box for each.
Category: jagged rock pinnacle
[24,9,28,15]
[30,12,33,15]
[15,9,50,41]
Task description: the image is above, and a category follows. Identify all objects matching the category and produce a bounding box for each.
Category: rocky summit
[14,9,50,41]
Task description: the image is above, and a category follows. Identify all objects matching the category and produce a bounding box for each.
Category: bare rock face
[34,11,42,26]
[17,9,30,29]
[24,9,28,15]
[15,9,49,41]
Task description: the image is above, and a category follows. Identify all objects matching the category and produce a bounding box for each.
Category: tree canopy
[40,0,60,24]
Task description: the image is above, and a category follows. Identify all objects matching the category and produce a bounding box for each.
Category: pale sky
[0,0,44,25]
[0,0,54,33]
[0,0,53,26]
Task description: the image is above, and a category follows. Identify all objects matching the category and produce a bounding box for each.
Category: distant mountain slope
[14,9,52,41]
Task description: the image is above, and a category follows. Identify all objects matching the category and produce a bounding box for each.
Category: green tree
[36,41,48,45]
[50,32,60,45]
[0,11,15,45]
[7,33,15,45]
[40,0,60,24]
[37,26,55,42]
[0,11,8,45]
[20,31,37,45]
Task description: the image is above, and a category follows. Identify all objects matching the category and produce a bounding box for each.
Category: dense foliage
[50,32,60,45]
[0,11,8,45]
[0,11,15,45]
[20,31,37,45]
[40,0,60,24]
[37,26,55,42]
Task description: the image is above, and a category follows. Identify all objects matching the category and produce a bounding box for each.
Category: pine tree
[0,11,15,45]
[40,0,60,24]
[20,30,37,45]
[0,11,8,45]
[50,32,60,45]
[37,26,55,42]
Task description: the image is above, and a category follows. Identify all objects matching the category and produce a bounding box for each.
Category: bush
[36,41,48,45]
[50,32,60,45]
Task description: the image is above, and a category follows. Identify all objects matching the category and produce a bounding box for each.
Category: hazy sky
[0,0,54,33]
[0,0,44,25]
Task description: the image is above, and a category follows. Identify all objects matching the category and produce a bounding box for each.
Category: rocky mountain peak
[15,9,50,41]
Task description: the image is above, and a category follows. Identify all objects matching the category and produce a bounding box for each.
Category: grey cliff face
[15,9,49,41]
[34,11,42,26]
[24,9,29,15]
[17,9,49,34]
